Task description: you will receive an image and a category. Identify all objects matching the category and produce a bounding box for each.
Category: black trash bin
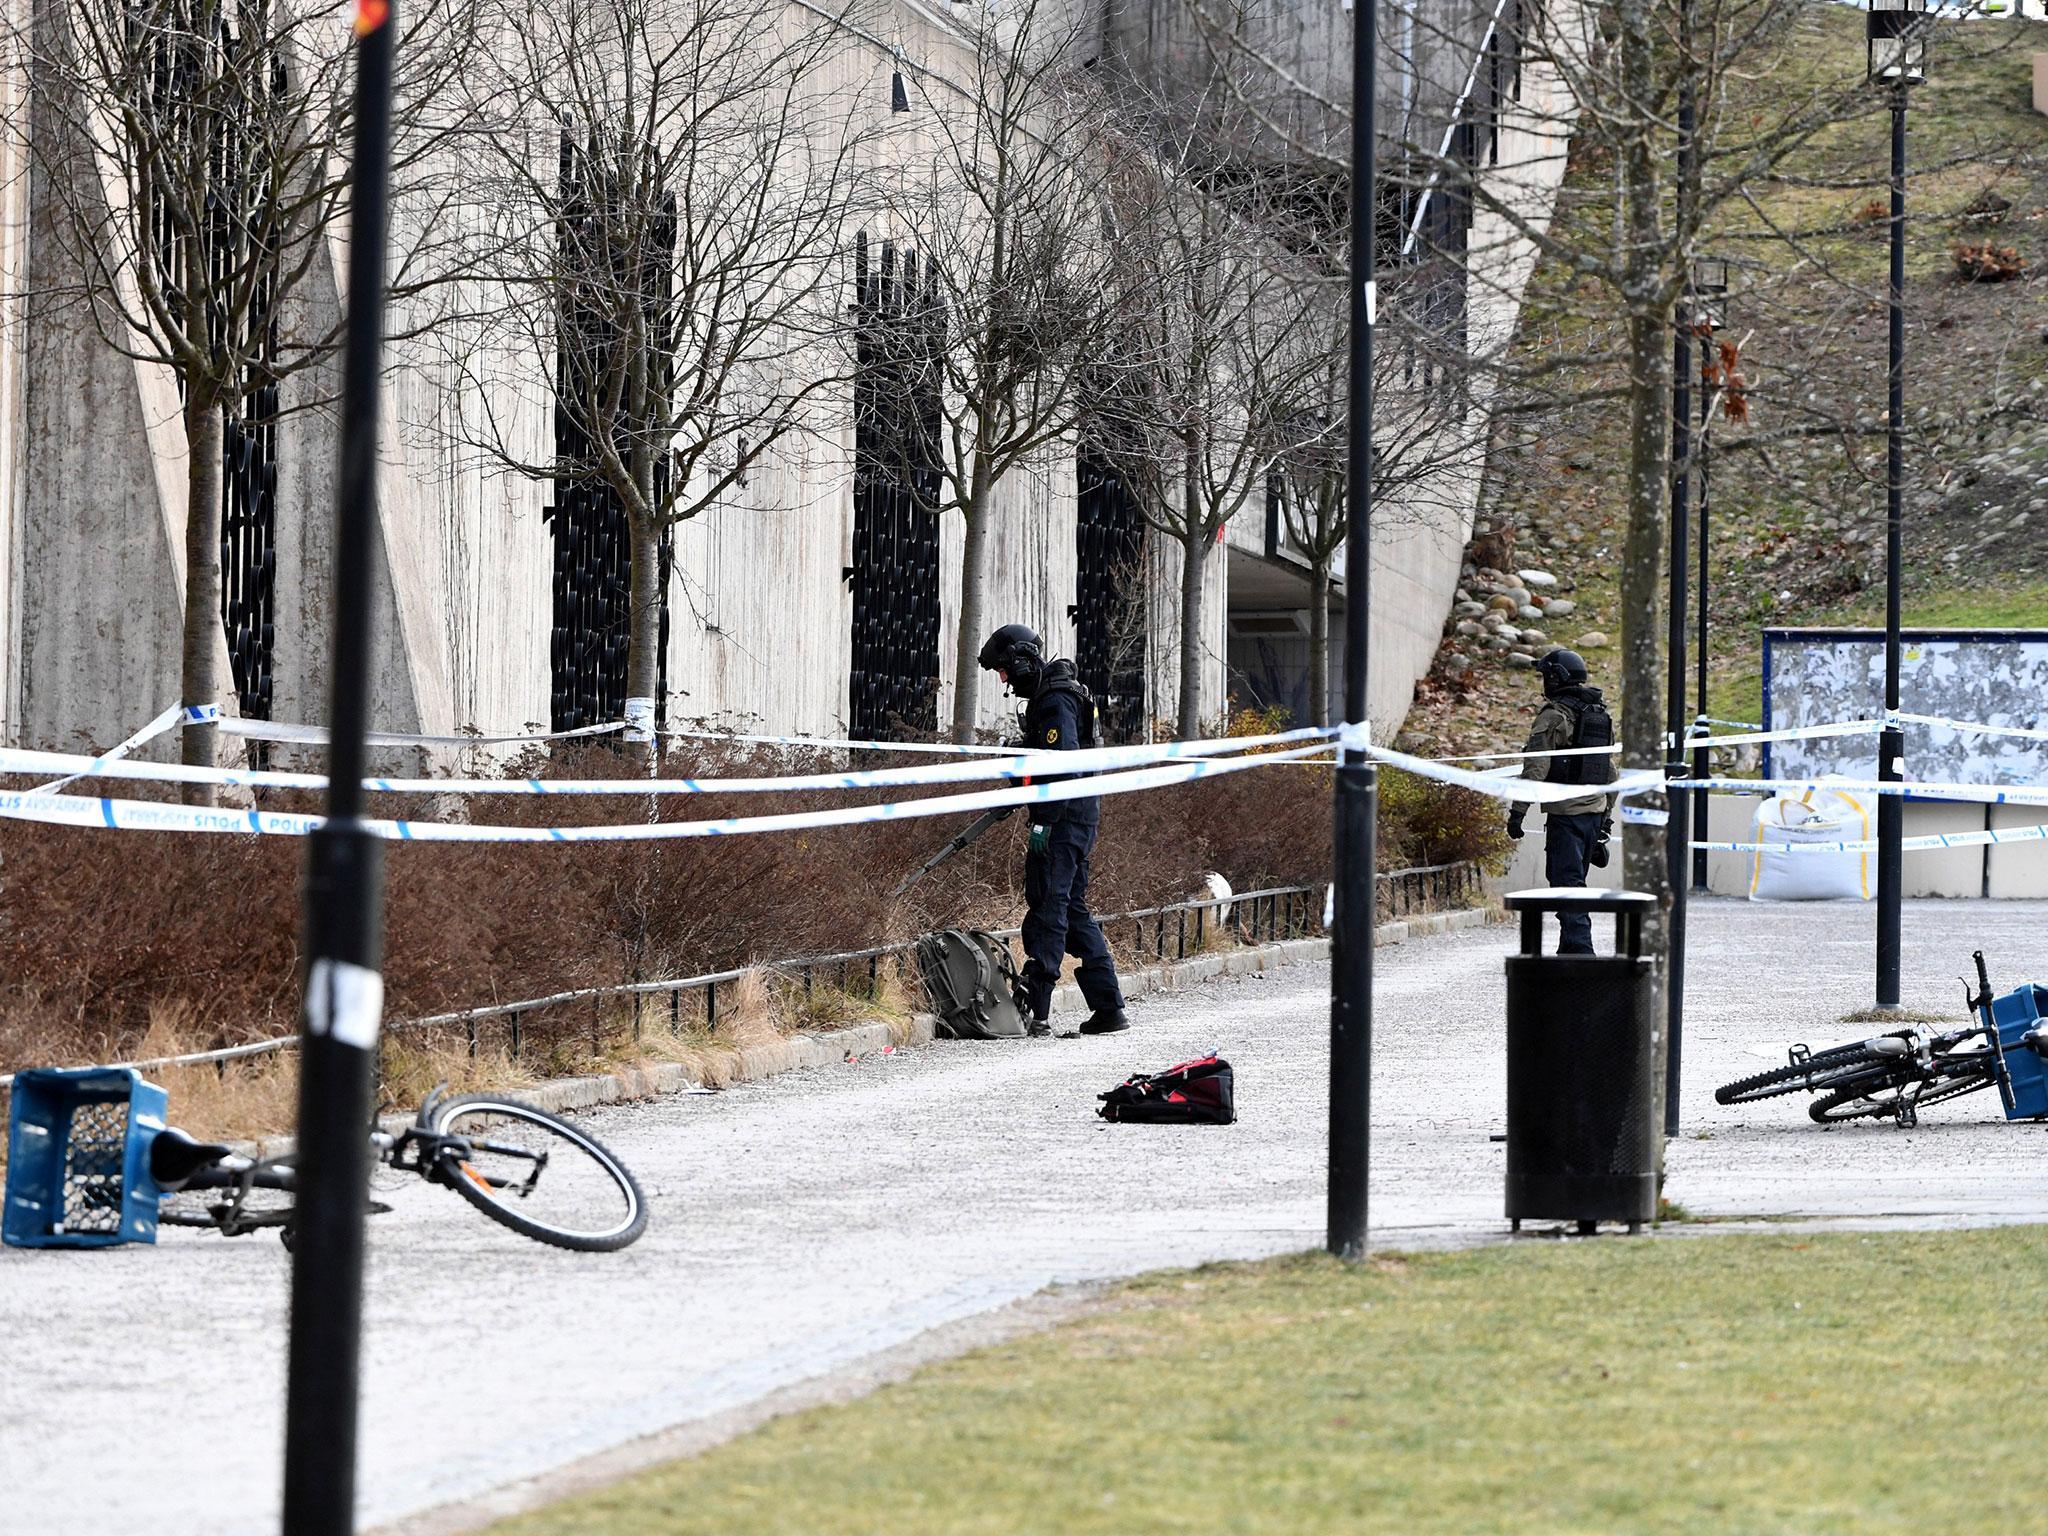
[1503,888,1663,1234]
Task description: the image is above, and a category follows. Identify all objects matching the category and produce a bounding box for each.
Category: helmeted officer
[977,623,1129,1036]
[1507,647,1617,956]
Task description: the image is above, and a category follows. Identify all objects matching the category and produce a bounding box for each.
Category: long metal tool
[892,805,1019,896]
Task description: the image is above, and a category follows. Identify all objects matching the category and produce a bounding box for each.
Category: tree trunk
[1619,312,1672,961]
[626,510,662,771]
[949,452,995,743]
[1308,561,1331,729]
[179,383,223,805]
[1616,0,1673,985]
[1176,528,1209,739]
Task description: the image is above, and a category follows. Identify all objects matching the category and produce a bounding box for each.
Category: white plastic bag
[1748,786,1873,902]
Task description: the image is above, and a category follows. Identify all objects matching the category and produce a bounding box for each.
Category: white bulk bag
[1748,786,1874,902]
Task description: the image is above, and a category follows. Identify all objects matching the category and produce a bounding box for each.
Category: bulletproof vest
[1034,674,1098,748]
[1549,695,1614,787]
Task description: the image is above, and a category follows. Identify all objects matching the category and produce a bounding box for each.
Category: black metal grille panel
[62,1102,129,1235]
[143,8,281,720]
[545,130,676,733]
[848,235,944,739]
[1074,451,1146,743]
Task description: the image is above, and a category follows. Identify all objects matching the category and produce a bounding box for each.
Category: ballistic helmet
[977,623,1044,696]
[1535,647,1589,696]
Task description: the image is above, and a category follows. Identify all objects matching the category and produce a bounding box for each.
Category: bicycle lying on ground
[1715,952,2048,1128]
[148,1085,648,1251]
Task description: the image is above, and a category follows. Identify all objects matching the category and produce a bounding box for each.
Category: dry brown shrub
[0,733,1390,1076]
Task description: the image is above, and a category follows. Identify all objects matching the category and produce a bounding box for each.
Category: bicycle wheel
[1714,1045,1895,1105]
[426,1096,647,1252]
[1810,1060,2001,1124]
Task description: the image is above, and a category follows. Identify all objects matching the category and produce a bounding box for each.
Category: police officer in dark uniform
[977,624,1129,1037]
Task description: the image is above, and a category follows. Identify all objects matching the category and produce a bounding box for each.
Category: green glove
[1028,823,1050,855]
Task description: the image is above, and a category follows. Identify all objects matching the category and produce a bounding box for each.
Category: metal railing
[0,861,1485,1084]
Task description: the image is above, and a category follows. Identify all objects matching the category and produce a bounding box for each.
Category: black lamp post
[280,1,396,1529]
[1328,0,1376,1259]
[1868,0,1925,1011]
[1687,255,1729,893]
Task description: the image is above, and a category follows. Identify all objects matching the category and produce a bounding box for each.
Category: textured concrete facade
[0,0,1567,754]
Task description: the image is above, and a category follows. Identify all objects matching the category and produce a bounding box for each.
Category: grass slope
[488,1227,2048,1536]
[1406,7,2048,754]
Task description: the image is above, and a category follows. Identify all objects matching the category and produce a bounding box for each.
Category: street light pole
[1664,272,1691,1140]
[280,2,396,1531]
[1867,0,1924,1009]
[1692,368,1711,891]
[1686,255,1728,892]
[1328,0,1376,1259]
[1876,88,1907,1010]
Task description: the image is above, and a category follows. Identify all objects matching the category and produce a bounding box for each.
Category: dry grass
[1,734,1354,1076]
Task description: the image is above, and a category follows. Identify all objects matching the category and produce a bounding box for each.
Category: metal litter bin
[1503,889,1662,1234]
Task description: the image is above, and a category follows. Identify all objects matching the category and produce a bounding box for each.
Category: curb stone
[246,905,1497,1153]
[510,906,1494,1119]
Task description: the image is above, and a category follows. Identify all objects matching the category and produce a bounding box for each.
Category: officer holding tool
[977,624,1128,1036]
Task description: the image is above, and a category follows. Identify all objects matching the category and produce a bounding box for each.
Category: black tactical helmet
[977,624,1044,696]
[1535,647,1589,696]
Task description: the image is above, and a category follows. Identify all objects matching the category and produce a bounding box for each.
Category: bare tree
[888,0,1122,742]
[1267,309,1483,725]
[1182,0,2032,964]
[8,0,478,794]
[449,0,875,757]
[1095,131,1325,738]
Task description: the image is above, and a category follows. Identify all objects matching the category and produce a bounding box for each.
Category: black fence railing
[1,862,1487,1085]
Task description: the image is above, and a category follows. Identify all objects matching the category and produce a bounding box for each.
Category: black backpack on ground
[1097,1054,1237,1124]
[1548,693,1616,788]
[916,929,1029,1040]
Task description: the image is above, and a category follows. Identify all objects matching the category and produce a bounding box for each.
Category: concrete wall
[0,0,1555,755]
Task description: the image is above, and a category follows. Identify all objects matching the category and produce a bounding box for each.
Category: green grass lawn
[489,1228,2048,1536]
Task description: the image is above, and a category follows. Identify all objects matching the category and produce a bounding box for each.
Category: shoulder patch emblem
[1046,727,1059,744]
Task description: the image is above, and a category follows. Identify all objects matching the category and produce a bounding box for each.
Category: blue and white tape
[0,726,1335,798]
[217,717,626,747]
[1693,822,2048,856]
[33,704,187,794]
[0,742,1336,843]
[1679,774,2048,808]
[659,726,1023,755]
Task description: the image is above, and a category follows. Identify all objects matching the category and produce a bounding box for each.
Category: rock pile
[1440,560,1605,674]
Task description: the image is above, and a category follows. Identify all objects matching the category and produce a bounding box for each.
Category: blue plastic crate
[1991,984,2048,1122]
[4,1067,168,1248]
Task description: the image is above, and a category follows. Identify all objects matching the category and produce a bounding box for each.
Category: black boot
[1079,1008,1129,1035]
[1027,1017,1052,1038]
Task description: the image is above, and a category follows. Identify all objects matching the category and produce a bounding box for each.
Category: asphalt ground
[3,898,2043,1535]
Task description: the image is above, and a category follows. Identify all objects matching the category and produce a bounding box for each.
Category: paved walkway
[3,900,2043,1535]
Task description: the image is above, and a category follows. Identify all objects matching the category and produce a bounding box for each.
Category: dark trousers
[1544,811,1605,955]
[1020,818,1123,1020]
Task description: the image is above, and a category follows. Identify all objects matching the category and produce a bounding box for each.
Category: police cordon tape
[659,726,1025,755]
[0,725,1335,797]
[1692,823,2048,856]
[32,703,186,793]
[1680,774,2048,807]
[0,741,1365,842]
[216,714,627,747]
[6,709,2043,854]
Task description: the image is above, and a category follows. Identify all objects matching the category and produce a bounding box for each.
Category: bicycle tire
[1714,1045,1895,1105]
[426,1096,647,1252]
[1809,1061,2001,1124]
